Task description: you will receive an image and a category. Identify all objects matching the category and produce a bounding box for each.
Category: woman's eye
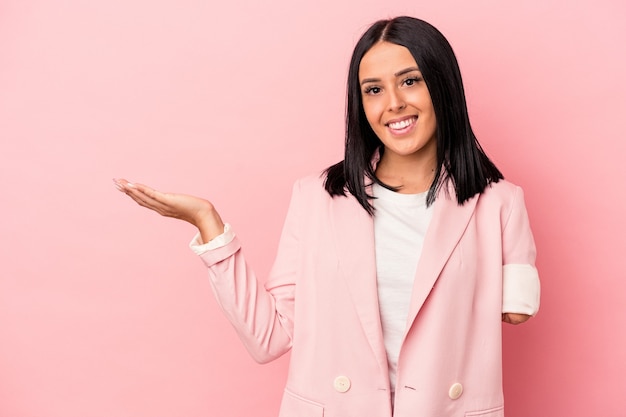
[364,86,381,95]
[404,77,421,86]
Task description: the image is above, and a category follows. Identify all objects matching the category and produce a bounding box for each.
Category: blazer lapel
[328,179,479,372]
[330,192,389,377]
[404,186,479,336]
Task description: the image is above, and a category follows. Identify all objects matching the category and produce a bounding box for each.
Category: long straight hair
[324,16,503,214]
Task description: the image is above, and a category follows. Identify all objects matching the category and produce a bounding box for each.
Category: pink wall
[1,0,624,416]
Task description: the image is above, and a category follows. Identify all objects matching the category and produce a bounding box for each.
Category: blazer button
[333,376,351,393]
[448,383,463,400]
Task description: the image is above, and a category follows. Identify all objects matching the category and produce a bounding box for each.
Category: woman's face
[359,42,437,163]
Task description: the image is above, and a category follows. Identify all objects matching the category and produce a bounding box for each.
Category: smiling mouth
[386,116,417,132]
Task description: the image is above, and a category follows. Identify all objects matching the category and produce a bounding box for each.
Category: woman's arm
[501,186,541,325]
[113,177,297,362]
[502,312,531,325]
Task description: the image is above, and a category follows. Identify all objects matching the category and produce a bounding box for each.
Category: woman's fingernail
[127,182,135,188]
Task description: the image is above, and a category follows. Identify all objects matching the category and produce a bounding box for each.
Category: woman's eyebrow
[394,66,420,77]
[360,67,422,85]
[360,77,380,85]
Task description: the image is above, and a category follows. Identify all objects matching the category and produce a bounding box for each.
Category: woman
[115,16,539,417]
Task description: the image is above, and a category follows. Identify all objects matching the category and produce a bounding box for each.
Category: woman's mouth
[386,116,417,135]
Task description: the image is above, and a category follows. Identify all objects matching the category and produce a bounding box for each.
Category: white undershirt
[372,183,433,394]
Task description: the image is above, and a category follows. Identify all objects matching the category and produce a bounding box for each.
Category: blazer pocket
[465,405,504,417]
[279,388,324,417]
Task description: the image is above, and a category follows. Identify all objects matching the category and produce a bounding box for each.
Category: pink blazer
[200,174,540,417]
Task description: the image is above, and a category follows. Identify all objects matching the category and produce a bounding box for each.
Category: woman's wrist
[195,207,225,244]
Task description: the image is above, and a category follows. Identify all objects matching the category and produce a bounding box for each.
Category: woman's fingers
[114,179,173,215]
[130,188,171,214]
[128,184,172,213]
[113,178,213,225]
[129,182,166,205]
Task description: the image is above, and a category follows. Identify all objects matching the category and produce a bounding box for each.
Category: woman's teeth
[388,117,416,129]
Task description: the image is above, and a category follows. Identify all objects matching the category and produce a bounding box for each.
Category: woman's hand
[113,178,225,243]
[502,313,531,325]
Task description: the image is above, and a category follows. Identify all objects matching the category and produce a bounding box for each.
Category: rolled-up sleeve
[501,186,541,316]
[189,223,236,255]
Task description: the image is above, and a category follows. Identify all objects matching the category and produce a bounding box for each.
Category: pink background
[1,0,625,416]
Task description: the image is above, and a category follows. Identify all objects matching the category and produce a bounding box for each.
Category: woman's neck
[375,152,437,194]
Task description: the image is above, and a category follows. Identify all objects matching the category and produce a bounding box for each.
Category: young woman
[114,16,540,417]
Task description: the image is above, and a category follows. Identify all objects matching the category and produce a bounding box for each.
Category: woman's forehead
[359,42,419,79]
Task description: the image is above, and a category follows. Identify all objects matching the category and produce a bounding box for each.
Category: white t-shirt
[372,183,433,394]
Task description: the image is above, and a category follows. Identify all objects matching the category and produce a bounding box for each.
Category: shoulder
[479,179,524,204]
[289,170,362,214]
[283,171,350,229]
[468,179,523,215]
[291,171,328,198]
[442,179,523,210]
[295,171,327,189]
[475,179,531,226]
[287,171,335,208]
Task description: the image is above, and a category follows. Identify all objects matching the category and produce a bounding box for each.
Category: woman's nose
[387,89,406,112]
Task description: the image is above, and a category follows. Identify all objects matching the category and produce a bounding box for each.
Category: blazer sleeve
[501,186,541,316]
[197,181,302,363]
